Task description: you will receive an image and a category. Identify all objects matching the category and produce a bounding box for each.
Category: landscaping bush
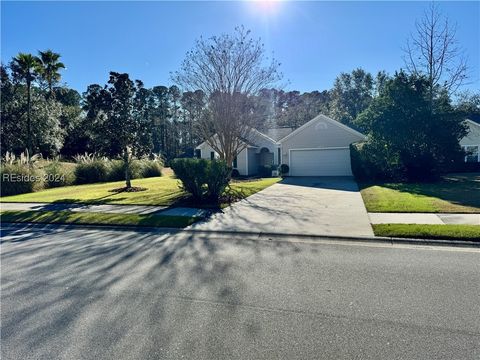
[108,159,143,182]
[350,142,405,182]
[43,160,76,188]
[278,164,289,177]
[171,158,230,203]
[258,165,273,178]
[205,160,230,202]
[139,157,163,178]
[0,152,45,196]
[231,169,240,178]
[74,155,111,184]
[170,158,208,201]
[1,163,45,196]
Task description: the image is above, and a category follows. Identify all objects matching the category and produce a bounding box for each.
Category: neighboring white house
[195,114,366,176]
[460,119,480,163]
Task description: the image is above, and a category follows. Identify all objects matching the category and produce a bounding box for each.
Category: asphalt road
[1,224,479,360]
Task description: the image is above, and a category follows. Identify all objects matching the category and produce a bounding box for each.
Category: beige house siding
[197,141,254,175]
[247,148,258,175]
[460,120,480,146]
[235,148,248,174]
[195,115,366,176]
[197,142,218,160]
[460,120,480,162]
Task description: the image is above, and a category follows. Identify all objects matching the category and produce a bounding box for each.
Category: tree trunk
[47,82,53,100]
[26,79,32,156]
[124,149,131,189]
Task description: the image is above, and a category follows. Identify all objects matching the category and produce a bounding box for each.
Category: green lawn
[360,173,480,213]
[373,224,480,241]
[0,174,280,207]
[1,210,198,228]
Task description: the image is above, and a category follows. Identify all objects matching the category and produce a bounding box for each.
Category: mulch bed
[108,186,148,193]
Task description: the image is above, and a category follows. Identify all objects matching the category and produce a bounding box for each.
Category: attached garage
[279,115,366,177]
[289,148,352,176]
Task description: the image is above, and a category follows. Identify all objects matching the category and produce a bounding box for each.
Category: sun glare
[247,0,283,16]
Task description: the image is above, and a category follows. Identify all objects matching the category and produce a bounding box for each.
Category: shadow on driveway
[191,177,374,237]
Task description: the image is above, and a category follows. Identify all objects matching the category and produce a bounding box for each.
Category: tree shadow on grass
[370,173,480,209]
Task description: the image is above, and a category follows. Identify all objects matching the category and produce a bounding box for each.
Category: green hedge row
[74,158,162,184]
[350,142,478,182]
[1,156,163,196]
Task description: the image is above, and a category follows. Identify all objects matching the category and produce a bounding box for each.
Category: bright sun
[247,0,282,16]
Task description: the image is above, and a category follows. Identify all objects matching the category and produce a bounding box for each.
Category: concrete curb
[1,221,479,248]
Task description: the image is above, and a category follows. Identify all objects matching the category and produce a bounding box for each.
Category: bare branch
[402,2,469,99]
[172,27,281,164]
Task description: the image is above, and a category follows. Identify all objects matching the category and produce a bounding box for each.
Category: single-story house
[195,114,366,176]
[461,119,480,163]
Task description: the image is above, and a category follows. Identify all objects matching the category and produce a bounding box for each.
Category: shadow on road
[0,224,316,358]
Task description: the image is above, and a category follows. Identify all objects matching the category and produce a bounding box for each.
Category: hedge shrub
[0,152,164,195]
[0,163,46,196]
[231,169,240,178]
[108,159,143,182]
[205,160,230,201]
[74,159,111,184]
[138,158,163,178]
[258,165,273,178]
[43,160,76,188]
[278,164,289,177]
[350,142,405,182]
[170,158,208,201]
[170,158,229,203]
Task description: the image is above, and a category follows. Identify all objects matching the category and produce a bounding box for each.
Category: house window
[233,156,238,168]
[194,149,201,158]
[464,145,479,163]
[277,148,281,164]
[210,151,215,160]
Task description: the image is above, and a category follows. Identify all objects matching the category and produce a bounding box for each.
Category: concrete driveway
[192,177,374,237]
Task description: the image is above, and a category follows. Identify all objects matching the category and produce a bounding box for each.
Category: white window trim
[462,144,480,163]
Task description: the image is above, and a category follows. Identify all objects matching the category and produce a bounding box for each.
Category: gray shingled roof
[263,127,295,142]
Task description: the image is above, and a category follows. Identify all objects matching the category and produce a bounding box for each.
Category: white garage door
[289,148,352,176]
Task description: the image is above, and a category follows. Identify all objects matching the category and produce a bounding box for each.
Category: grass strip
[0,176,281,207]
[373,224,480,241]
[1,210,199,228]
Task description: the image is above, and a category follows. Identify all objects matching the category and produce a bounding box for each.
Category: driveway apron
[191,177,374,237]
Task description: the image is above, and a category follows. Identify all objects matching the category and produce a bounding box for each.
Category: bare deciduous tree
[172,26,281,166]
[403,2,468,103]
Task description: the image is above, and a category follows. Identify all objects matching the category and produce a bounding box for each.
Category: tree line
[0,55,434,161]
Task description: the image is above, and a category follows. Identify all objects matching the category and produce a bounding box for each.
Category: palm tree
[37,50,65,98]
[11,53,40,155]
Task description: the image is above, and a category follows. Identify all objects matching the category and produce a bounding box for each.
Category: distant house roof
[263,127,295,142]
[467,114,480,125]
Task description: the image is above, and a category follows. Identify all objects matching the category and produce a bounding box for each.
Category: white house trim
[195,114,366,176]
[465,119,480,129]
[462,144,480,162]
[250,128,278,145]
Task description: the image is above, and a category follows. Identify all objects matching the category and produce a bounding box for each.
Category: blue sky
[2,1,479,94]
